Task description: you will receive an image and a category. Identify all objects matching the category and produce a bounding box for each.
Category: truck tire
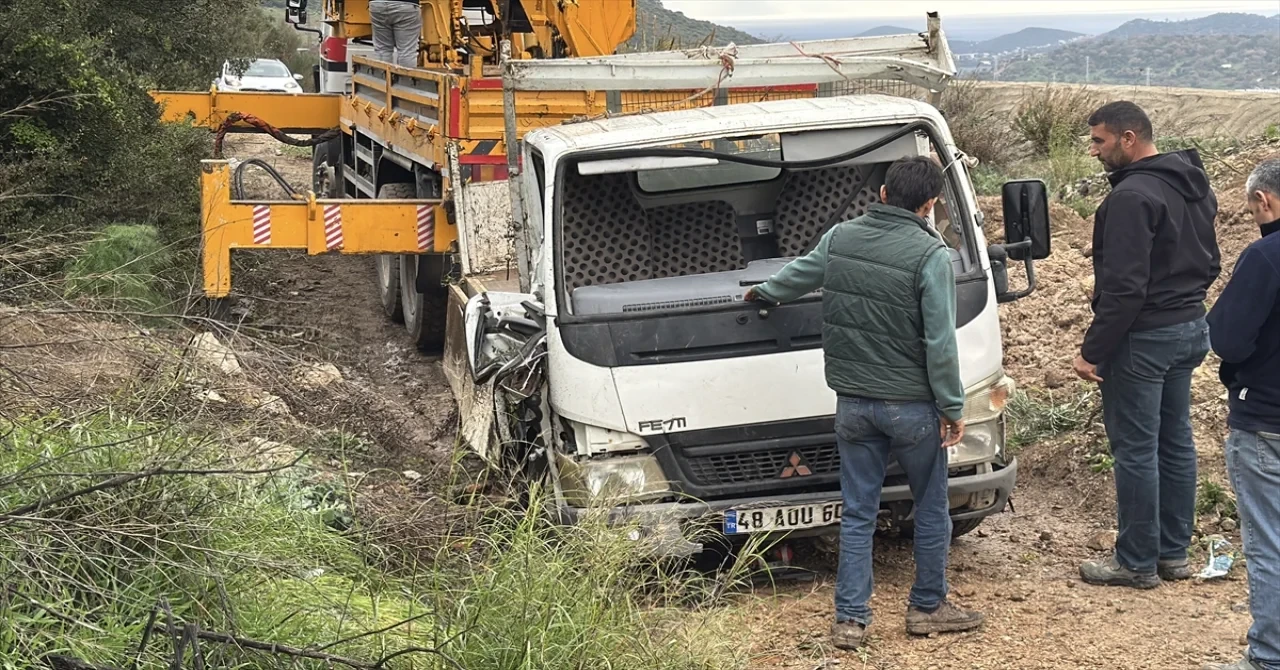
[312,138,342,197]
[896,517,984,541]
[399,252,449,353]
[949,517,984,539]
[374,182,412,323]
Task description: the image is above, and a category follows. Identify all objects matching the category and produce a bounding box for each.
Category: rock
[1009,592,1028,602]
[1079,276,1095,298]
[1082,243,1094,258]
[1087,530,1118,552]
[1040,531,1054,543]
[1232,602,1248,613]
[251,391,292,416]
[194,388,228,404]
[1066,580,1077,589]
[977,529,991,538]
[954,585,977,598]
[403,470,423,481]
[188,332,242,376]
[1221,518,1238,532]
[295,362,343,390]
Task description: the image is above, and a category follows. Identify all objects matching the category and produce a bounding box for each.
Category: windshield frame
[549,119,984,325]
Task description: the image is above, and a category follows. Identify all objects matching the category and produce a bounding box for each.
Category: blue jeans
[834,396,950,626]
[1098,318,1210,573]
[1225,429,1280,670]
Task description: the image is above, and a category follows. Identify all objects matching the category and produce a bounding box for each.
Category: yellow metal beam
[153,89,342,133]
[200,161,457,298]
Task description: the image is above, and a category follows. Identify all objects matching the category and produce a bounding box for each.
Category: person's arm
[1080,190,1157,364]
[750,227,835,304]
[918,247,963,422]
[1208,246,1280,364]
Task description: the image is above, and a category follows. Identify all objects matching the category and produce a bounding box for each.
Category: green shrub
[1013,85,1101,156]
[1006,388,1100,450]
[939,77,1020,167]
[64,224,173,310]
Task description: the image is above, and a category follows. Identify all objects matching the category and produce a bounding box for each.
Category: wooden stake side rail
[200,160,454,298]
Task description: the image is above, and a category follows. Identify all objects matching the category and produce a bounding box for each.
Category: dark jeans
[834,396,950,626]
[1098,318,1210,573]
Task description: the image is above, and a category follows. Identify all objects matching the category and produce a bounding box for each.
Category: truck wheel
[375,255,403,322]
[312,137,342,197]
[374,182,414,323]
[949,518,984,539]
[399,252,448,353]
[895,517,984,541]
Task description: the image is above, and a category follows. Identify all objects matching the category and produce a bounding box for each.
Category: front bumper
[556,457,1017,557]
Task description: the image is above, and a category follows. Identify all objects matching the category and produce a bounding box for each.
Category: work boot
[1157,557,1194,581]
[905,600,984,636]
[1201,658,1264,670]
[1079,554,1160,589]
[830,621,866,650]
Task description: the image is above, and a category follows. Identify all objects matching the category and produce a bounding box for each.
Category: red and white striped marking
[416,205,435,252]
[251,205,271,245]
[323,204,344,250]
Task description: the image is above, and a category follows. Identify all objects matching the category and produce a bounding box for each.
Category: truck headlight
[948,374,1016,465]
[948,415,1005,466]
[557,453,671,507]
[963,374,1015,424]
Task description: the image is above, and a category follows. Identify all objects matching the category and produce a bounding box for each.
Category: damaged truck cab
[452,92,1051,555]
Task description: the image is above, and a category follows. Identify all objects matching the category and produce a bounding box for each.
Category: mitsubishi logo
[779,452,813,478]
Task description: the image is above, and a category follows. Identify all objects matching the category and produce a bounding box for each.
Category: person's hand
[1074,354,1103,383]
[941,417,965,448]
[744,287,761,302]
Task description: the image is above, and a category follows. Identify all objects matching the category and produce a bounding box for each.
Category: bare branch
[315,611,431,651]
[0,452,308,523]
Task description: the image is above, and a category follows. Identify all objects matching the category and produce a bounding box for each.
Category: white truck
[437,20,1051,556]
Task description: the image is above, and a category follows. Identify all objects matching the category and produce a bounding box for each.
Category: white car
[215,58,304,92]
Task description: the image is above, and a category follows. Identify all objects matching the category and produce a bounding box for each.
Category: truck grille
[685,445,840,485]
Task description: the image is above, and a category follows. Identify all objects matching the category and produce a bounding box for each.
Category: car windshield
[243,60,289,77]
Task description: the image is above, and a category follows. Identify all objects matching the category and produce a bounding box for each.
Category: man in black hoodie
[1074,101,1221,589]
[1203,158,1280,670]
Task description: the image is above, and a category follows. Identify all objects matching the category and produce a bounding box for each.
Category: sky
[663,0,1280,22]
[661,0,1280,41]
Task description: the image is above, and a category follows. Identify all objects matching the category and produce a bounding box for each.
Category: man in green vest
[746,155,981,649]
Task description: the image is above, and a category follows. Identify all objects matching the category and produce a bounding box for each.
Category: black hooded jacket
[1081,149,1221,364]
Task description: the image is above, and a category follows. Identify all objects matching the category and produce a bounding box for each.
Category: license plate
[723,501,842,535]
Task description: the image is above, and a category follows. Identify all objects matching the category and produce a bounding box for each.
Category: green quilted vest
[822,203,945,401]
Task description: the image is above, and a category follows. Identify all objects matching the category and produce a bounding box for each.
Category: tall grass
[0,414,752,669]
[63,224,176,311]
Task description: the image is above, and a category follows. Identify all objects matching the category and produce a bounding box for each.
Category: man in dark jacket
[1203,158,1280,670]
[746,156,982,650]
[1074,101,1221,589]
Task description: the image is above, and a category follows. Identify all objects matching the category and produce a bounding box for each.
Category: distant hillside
[1000,33,1280,90]
[627,0,762,51]
[952,27,1084,55]
[1102,12,1280,37]
[856,25,915,37]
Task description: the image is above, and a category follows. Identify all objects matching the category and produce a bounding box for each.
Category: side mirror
[285,0,308,25]
[1001,179,1051,261]
[293,73,304,81]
